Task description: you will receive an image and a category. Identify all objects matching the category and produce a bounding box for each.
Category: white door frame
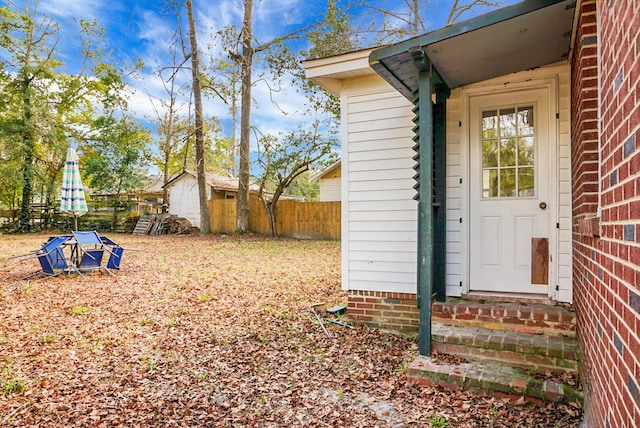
[459,78,559,299]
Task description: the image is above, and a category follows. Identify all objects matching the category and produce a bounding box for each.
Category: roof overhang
[370,0,576,100]
[303,49,377,96]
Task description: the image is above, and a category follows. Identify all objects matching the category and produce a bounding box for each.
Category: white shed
[164,171,239,228]
[309,159,341,202]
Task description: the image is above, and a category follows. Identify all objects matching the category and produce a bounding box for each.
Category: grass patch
[71,305,89,315]
[2,367,26,396]
[428,415,448,427]
[41,333,56,344]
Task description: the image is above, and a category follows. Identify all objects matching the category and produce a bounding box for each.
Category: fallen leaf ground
[0,233,583,427]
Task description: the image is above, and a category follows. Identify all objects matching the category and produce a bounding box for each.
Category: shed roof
[163,170,239,192]
[163,170,269,194]
[309,159,341,183]
[369,0,576,99]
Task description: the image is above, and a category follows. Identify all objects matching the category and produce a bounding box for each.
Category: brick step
[432,298,576,337]
[407,355,583,405]
[432,322,579,372]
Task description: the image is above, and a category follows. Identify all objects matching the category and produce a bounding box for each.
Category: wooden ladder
[132,215,152,235]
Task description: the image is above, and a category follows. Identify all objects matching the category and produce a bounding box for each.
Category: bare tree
[218,1,321,233]
[236,0,254,233]
[185,0,210,233]
[359,0,501,43]
[446,0,500,25]
[149,41,191,212]
[362,0,427,41]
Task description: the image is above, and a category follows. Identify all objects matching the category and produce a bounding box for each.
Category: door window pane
[481,105,536,198]
[500,168,516,197]
[500,108,516,137]
[518,167,535,196]
[517,106,534,135]
[500,138,517,167]
[482,110,498,139]
[518,137,535,166]
[483,169,498,198]
[482,140,498,167]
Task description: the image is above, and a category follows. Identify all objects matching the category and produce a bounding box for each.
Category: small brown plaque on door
[531,238,549,285]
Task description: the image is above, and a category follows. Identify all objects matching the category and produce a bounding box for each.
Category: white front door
[469,88,551,295]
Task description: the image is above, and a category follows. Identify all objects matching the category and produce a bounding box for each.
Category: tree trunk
[162,151,170,213]
[259,194,278,237]
[186,0,211,233]
[161,81,175,214]
[267,201,277,237]
[111,200,119,232]
[236,0,253,233]
[18,87,33,233]
[231,94,238,176]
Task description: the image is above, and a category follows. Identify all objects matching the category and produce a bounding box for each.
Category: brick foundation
[347,290,419,333]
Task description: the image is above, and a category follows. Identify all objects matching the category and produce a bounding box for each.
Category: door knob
[539,202,547,210]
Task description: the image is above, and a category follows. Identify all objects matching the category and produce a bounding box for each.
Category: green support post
[411,49,434,357]
[433,85,450,302]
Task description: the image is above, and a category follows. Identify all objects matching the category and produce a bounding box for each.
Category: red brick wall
[572,0,640,426]
[571,1,600,224]
[347,291,419,333]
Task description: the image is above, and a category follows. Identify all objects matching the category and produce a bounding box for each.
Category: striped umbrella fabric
[60,147,88,230]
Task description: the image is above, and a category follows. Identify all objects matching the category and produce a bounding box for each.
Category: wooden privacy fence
[208,196,340,240]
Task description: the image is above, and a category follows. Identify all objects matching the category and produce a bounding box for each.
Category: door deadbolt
[539,202,547,210]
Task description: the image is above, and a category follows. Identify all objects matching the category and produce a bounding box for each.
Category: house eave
[369,0,575,98]
[303,49,378,96]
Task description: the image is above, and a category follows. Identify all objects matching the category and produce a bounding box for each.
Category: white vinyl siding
[319,177,341,201]
[167,175,202,227]
[341,76,417,294]
[556,67,573,303]
[446,89,463,297]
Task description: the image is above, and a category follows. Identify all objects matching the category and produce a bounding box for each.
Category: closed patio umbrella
[60,147,88,231]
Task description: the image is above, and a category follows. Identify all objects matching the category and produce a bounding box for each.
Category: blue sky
[9,0,511,158]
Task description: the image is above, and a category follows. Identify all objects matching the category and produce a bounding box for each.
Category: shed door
[469,89,551,295]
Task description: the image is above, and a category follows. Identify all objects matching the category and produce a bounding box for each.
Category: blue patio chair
[11,235,70,263]
[46,236,70,270]
[106,246,124,270]
[70,231,114,278]
[79,249,105,269]
[99,236,124,270]
[21,235,71,280]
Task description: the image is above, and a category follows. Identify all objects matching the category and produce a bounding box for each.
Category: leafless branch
[447,0,501,25]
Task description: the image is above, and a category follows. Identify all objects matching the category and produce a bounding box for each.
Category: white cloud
[199,0,243,31]
[38,0,112,21]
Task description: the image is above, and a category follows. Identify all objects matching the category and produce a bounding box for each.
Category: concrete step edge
[407,355,583,405]
[431,343,579,372]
